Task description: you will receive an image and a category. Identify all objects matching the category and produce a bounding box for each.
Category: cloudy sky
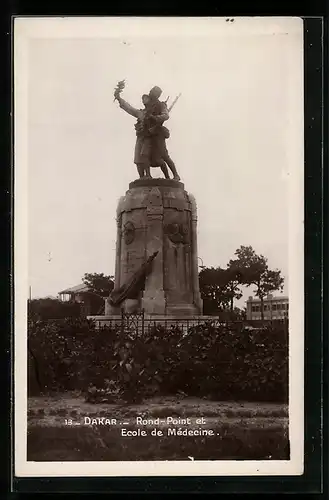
[16,17,303,305]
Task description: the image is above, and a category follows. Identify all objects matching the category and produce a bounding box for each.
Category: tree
[199,267,243,315]
[228,245,284,320]
[223,268,243,311]
[81,273,115,315]
[82,273,114,298]
[234,306,247,321]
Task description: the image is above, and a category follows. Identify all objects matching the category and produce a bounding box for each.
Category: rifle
[147,93,181,136]
[168,93,181,113]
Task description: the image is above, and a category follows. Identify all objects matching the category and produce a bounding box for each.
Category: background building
[246,294,289,321]
[58,284,104,315]
[58,283,90,303]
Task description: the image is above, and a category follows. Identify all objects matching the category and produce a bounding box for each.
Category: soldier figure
[147,86,180,181]
[114,84,180,180]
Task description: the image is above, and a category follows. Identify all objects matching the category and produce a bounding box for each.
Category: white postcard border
[14,16,304,477]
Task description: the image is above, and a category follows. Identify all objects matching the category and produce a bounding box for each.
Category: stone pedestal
[105,178,203,316]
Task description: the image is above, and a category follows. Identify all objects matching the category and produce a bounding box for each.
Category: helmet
[149,86,162,99]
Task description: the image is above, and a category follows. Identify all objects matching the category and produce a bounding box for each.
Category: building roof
[58,283,90,294]
[32,295,58,300]
[246,295,288,303]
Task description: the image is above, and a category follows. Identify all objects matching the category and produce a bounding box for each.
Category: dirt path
[28,394,288,428]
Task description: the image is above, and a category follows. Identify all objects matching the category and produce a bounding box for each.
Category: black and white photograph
[14,16,304,477]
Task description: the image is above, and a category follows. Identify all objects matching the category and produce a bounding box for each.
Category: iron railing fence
[91,310,289,338]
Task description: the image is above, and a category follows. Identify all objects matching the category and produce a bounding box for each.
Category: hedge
[28,318,288,403]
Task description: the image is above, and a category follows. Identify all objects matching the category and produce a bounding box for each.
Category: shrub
[28,318,288,403]
[28,298,82,321]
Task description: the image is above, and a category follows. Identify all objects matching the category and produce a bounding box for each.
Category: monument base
[141,288,166,315]
[105,298,201,317]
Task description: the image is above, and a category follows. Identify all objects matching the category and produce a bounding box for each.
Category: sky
[19,17,303,306]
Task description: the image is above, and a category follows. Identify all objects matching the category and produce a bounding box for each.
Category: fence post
[121,308,124,335]
[141,309,145,336]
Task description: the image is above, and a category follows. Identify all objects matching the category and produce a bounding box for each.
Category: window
[272,304,277,311]
[264,305,268,311]
[252,305,261,313]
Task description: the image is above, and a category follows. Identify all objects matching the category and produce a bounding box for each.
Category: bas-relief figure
[114,82,181,181]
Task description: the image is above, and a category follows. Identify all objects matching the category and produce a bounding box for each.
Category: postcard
[14,16,304,477]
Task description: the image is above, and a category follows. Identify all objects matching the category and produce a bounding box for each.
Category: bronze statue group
[114,84,180,181]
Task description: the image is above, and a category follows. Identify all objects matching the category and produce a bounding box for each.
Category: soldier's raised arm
[115,93,141,118]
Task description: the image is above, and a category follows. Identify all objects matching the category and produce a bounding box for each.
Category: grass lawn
[27,394,289,461]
